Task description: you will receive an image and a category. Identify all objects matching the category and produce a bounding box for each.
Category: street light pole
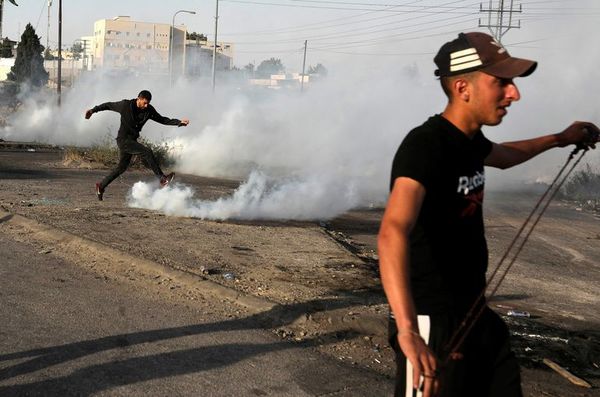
[211,0,219,93]
[300,40,307,93]
[170,9,195,87]
[57,0,62,106]
[47,0,51,53]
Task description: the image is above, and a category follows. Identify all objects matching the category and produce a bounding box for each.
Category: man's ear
[455,78,470,101]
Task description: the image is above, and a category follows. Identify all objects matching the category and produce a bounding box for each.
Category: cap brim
[482,57,537,79]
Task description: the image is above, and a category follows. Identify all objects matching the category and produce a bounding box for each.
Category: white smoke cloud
[127,171,361,221]
[3,13,600,220]
[124,65,438,220]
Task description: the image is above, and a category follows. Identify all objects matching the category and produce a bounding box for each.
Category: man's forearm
[154,116,181,126]
[378,227,419,331]
[150,108,182,126]
[91,101,122,114]
[378,177,426,332]
[485,134,560,169]
[487,122,599,169]
[501,134,559,165]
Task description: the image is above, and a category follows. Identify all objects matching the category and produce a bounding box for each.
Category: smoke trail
[125,65,437,220]
[3,19,600,221]
[127,171,360,221]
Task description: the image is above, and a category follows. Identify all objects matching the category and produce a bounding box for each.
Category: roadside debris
[507,310,531,318]
[511,331,569,344]
[222,272,236,281]
[542,358,592,388]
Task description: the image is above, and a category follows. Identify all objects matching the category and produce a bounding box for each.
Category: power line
[34,0,46,30]
[221,0,477,13]
[313,17,476,50]
[230,5,476,45]
[221,0,476,46]
[311,26,468,55]
[220,0,430,36]
[221,1,480,59]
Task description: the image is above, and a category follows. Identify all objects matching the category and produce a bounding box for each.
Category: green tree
[7,24,48,88]
[308,63,328,76]
[186,32,207,41]
[0,39,13,58]
[244,62,255,75]
[71,41,83,60]
[256,58,284,77]
[43,47,55,60]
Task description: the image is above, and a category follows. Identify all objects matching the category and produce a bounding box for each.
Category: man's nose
[507,82,521,101]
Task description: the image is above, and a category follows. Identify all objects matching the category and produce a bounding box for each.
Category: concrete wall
[44,58,85,88]
[185,43,232,77]
[0,58,14,80]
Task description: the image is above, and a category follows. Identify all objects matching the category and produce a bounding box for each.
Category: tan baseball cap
[434,32,537,79]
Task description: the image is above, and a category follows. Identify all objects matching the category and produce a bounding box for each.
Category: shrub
[62,135,175,169]
[560,163,600,212]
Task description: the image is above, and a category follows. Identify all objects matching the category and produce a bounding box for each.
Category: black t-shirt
[390,114,493,314]
[92,99,181,141]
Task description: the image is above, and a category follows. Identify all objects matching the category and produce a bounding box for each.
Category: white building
[249,73,309,90]
[79,35,94,71]
[0,57,14,80]
[184,38,234,77]
[91,16,185,76]
[89,16,235,79]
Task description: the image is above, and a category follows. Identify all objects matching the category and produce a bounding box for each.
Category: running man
[85,90,189,201]
[378,32,599,397]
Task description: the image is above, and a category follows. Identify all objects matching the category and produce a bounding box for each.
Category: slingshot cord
[441,145,590,366]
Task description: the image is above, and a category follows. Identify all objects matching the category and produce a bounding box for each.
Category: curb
[0,210,277,313]
[0,210,388,337]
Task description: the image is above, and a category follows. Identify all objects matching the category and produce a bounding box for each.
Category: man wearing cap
[378,32,599,397]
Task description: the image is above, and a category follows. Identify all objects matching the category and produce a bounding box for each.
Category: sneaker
[160,172,175,188]
[95,182,104,201]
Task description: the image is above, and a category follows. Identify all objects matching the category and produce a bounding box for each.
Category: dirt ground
[1,146,599,396]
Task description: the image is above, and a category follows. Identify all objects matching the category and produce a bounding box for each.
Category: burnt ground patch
[506,315,600,381]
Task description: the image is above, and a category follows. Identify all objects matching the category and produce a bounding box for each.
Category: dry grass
[62,135,175,169]
[560,163,600,212]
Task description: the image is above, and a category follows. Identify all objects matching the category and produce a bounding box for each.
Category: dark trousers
[100,139,163,189]
[389,307,522,397]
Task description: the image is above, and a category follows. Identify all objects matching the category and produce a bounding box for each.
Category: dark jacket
[92,99,182,141]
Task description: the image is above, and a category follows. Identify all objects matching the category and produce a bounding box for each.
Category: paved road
[0,232,393,396]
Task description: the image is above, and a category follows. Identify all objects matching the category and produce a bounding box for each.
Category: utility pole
[479,0,521,43]
[211,0,219,93]
[46,0,51,52]
[0,0,4,42]
[1,0,20,43]
[57,0,62,106]
[300,40,307,93]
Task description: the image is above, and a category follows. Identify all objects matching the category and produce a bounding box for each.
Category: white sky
[3,0,600,72]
